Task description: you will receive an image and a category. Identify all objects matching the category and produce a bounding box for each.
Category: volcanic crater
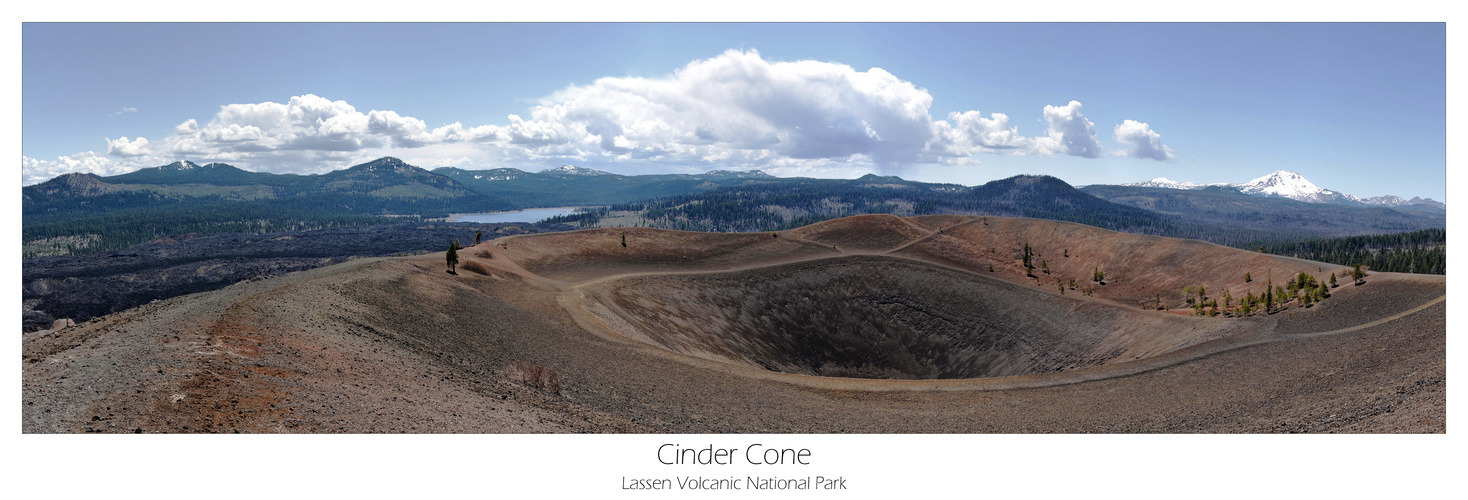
[578,255,1264,379]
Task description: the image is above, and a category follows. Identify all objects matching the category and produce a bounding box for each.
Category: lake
[447,207,584,224]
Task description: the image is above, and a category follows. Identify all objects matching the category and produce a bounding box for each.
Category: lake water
[448,207,583,224]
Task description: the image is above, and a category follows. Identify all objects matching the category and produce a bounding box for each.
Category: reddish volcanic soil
[23,215,1445,433]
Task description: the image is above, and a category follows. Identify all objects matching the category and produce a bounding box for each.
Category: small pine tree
[621,232,627,247]
[1245,272,1252,283]
[446,241,461,274]
[1329,273,1338,288]
[1351,264,1366,282]
[475,231,483,245]
[1064,249,1069,258]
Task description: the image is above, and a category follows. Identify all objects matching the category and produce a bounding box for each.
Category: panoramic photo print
[21,22,1446,435]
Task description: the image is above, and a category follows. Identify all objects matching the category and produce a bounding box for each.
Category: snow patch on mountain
[1124,170,1442,208]
[543,165,612,176]
[1235,170,1353,204]
[1125,177,1227,190]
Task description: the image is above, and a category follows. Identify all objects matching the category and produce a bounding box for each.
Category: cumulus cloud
[929,110,1033,163]
[88,94,487,174]
[27,50,1182,183]
[22,152,140,185]
[480,50,941,167]
[1035,100,1102,158]
[106,136,150,157]
[1112,119,1175,161]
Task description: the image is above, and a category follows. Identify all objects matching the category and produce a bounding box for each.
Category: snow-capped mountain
[541,165,611,176]
[1123,170,1443,208]
[1234,170,1355,204]
[1359,195,1407,206]
[702,169,773,179]
[1125,177,1228,190]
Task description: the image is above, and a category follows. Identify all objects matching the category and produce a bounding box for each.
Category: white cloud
[930,110,1033,161]
[22,152,141,185]
[1112,119,1175,161]
[28,50,1181,183]
[108,106,138,116]
[105,136,151,157]
[174,119,198,135]
[478,50,942,168]
[1035,100,1102,158]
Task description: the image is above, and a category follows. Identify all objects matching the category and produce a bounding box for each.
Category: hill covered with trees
[1255,228,1445,275]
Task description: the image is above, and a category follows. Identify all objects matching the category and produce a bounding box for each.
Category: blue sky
[22,23,1447,200]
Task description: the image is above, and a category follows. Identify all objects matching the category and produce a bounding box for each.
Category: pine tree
[475,231,482,245]
[446,241,461,274]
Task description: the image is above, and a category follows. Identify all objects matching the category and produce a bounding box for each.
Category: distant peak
[349,156,419,173]
[162,160,199,170]
[1124,177,1228,190]
[703,169,772,178]
[363,156,407,166]
[541,165,611,176]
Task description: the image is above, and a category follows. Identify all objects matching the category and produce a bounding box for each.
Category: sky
[21,23,1448,200]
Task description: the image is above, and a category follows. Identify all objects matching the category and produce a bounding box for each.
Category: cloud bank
[23,50,1176,184]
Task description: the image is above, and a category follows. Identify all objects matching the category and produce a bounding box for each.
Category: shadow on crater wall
[581,255,1267,379]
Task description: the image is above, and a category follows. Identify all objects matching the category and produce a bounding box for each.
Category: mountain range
[22,157,1446,257]
[1124,170,1445,209]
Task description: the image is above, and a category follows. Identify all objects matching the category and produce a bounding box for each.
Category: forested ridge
[1254,229,1445,274]
[556,175,1180,235]
[24,157,1446,262]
